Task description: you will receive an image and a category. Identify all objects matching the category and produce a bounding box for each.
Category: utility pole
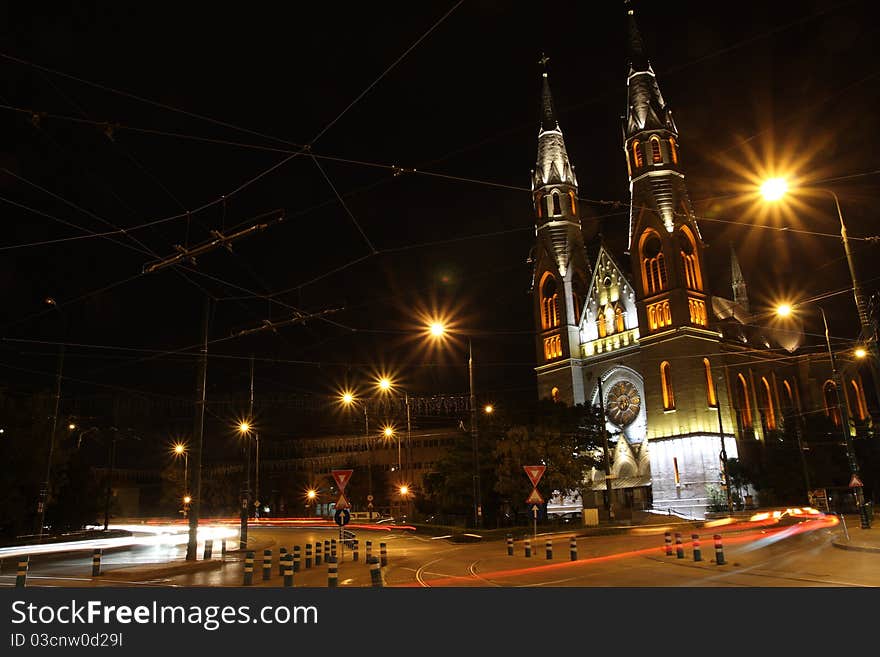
[714,382,734,515]
[240,356,254,549]
[103,429,117,531]
[37,343,64,541]
[469,338,482,528]
[596,376,615,521]
[186,296,210,561]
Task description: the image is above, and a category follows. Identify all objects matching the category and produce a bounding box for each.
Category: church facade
[529,9,874,518]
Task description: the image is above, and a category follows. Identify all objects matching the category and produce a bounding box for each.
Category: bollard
[204,539,213,561]
[675,532,684,559]
[365,540,373,561]
[327,556,338,588]
[664,531,672,556]
[545,539,553,560]
[315,541,322,567]
[305,543,313,569]
[278,547,288,576]
[524,538,532,558]
[243,551,254,585]
[353,539,359,562]
[263,549,272,581]
[380,542,388,567]
[15,556,29,588]
[323,540,330,562]
[293,545,301,573]
[331,539,337,559]
[221,538,227,557]
[569,537,578,561]
[368,555,383,588]
[506,534,513,556]
[692,534,702,562]
[91,549,102,577]
[713,534,726,565]
[283,554,294,587]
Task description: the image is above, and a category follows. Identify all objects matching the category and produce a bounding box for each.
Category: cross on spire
[538,52,550,69]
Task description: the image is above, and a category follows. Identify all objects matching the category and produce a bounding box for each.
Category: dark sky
[0,0,878,412]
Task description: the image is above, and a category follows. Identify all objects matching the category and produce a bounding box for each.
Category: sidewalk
[830,514,880,553]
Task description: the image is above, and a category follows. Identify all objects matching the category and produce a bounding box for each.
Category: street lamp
[37,296,65,542]
[172,442,189,499]
[376,377,410,476]
[339,389,375,517]
[776,303,871,528]
[426,320,483,528]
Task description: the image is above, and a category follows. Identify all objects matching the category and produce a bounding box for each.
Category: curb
[102,559,224,581]
[831,540,880,554]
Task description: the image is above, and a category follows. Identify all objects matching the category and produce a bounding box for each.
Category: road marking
[416,558,444,587]
[467,561,501,587]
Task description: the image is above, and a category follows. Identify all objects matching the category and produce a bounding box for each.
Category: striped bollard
[664,531,672,556]
[692,534,702,562]
[524,539,532,558]
[323,540,330,562]
[366,540,373,561]
[262,549,272,580]
[380,542,388,567]
[278,547,288,576]
[713,534,726,565]
[293,546,301,572]
[315,542,322,567]
[368,556,383,588]
[220,538,227,557]
[353,539,359,562]
[545,539,553,560]
[675,533,684,559]
[331,539,337,559]
[569,537,578,561]
[506,534,513,556]
[203,539,213,560]
[283,554,293,587]
[305,543,312,569]
[243,551,254,585]
[327,556,338,588]
[15,556,29,588]
[91,549,102,576]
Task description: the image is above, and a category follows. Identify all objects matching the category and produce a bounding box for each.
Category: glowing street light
[855,347,868,359]
[429,321,446,338]
[776,303,793,318]
[238,421,251,434]
[760,177,788,201]
[484,404,494,415]
[399,485,409,496]
[183,495,192,505]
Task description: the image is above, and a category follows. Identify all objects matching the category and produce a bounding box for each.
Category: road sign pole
[533,505,537,542]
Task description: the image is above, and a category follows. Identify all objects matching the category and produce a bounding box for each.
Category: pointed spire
[533,57,577,190]
[730,243,750,313]
[539,53,559,132]
[626,5,648,72]
[624,5,676,140]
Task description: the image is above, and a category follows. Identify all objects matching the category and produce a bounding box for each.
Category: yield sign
[526,488,544,505]
[332,469,354,491]
[849,474,864,488]
[523,465,546,488]
[335,493,350,510]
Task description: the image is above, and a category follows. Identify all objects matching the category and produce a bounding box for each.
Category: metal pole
[255,433,260,516]
[186,295,210,561]
[714,385,734,514]
[103,433,116,531]
[793,415,812,504]
[365,404,373,519]
[469,338,482,528]
[37,343,64,541]
[240,356,253,549]
[820,306,870,529]
[596,375,615,520]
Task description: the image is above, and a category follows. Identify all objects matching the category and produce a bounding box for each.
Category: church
[528,9,874,518]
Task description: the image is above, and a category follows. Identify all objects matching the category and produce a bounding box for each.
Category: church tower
[531,64,589,404]
[623,7,738,514]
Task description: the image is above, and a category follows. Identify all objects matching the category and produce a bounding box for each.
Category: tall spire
[626,5,648,72]
[533,58,576,190]
[624,6,675,140]
[730,244,750,313]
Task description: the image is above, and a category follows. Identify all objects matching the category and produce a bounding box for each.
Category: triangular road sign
[523,465,546,488]
[335,493,350,510]
[525,488,544,505]
[332,469,354,491]
[849,474,864,488]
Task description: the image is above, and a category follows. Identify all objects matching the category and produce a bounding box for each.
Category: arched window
[551,387,560,403]
[760,377,776,431]
[704,359,717,407]
[552,192,561,216]
[597,314,607,338]
[535,194,543,218]
[660,361,675,410]
[632,140,644,168]
[850,378,868,421]
[640,231,667,295]
[540,274,559,329]
[615,305,625,332]
[678,227,702,290]
[650,136,662,164]
[783,380,795,410]
[737,373,752,427]
[545,195,553,217]
[669,137,678,164]
[823,380,841,427]
[569,190,577,214]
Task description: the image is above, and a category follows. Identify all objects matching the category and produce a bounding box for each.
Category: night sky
[1,0,878,415]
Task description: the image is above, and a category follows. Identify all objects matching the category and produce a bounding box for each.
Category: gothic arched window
[704,358,717,407]
[850,378,868,421]
[540,274,559,330]
[760,377,776,431]
[615,305,625,333]
[552,192,561,216]
[678,227,702,290]
[737,373,752,427]
[783,379,796,410]
[660,361,675,410]
[535,193,543,218]
[669,137,678,164]
[569,190,577,214]
[640,231,667,295]
[632,140,644,168]
[650,136,662,164]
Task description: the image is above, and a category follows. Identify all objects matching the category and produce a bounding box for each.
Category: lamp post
[36,297,65,541]
[713,378,735,515]
[377,377,410,477]
[340,391,374,517]
[777,302,870,528]
[173,443,189,500]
